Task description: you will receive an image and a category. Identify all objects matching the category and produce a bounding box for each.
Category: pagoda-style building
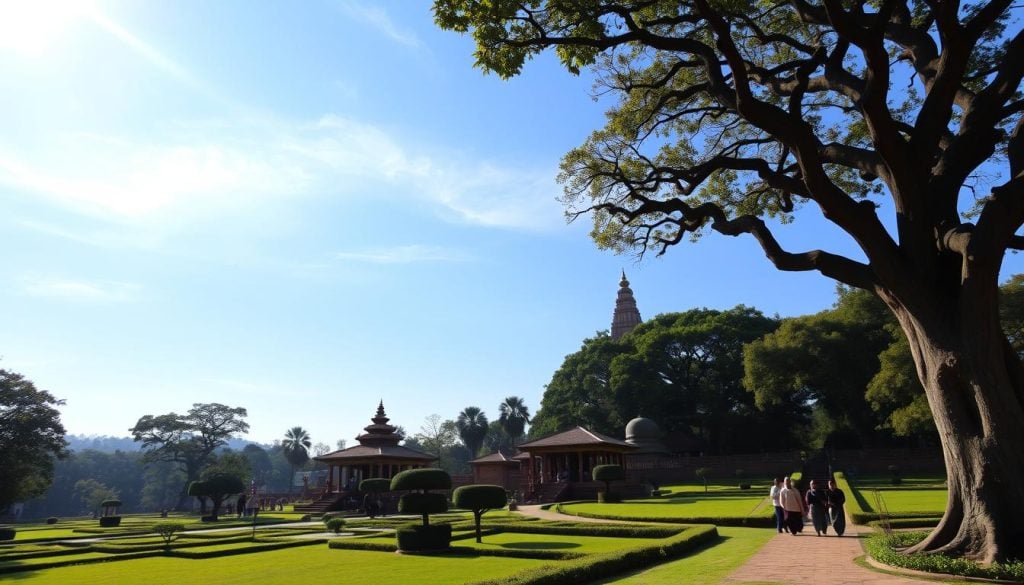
[314,402,436,495]
[611,271,642,339]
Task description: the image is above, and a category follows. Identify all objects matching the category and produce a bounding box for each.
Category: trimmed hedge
[46,517,59,525]
[325,518,347,534]
[0,526,15,541]
[98,516,122,527]
[867,517,941,530]
[166,539,317,559]
[866,531,1024,582]
[360,478,392,493]
[398,492,448,517]
[328,539,398,552]
[396,523,452,551]
[485,522,684,539]
[466,525,719,585]
[390,468,451,491]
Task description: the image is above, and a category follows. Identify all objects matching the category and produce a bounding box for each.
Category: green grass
[11,544,548,585]
[593,527,777,584]
[558,488,771,522]
[861,488,947,514]
[460,532,665,553]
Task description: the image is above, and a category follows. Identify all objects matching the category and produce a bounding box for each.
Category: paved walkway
[518,505,934,584]
[722,525,931,584]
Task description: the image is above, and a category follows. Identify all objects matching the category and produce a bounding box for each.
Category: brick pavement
[722,525,935,584]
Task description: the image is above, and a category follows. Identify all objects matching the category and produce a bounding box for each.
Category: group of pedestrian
[769,476,846,536]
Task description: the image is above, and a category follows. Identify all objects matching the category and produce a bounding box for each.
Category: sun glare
[0,0,92,56]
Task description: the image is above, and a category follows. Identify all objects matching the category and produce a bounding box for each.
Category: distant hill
[65,434,268,453]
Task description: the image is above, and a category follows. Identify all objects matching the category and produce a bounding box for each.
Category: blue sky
[2,1,1020,447]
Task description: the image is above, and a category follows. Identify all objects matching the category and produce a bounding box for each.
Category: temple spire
[611,271,642,340]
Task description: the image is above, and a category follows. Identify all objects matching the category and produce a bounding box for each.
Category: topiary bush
[360,478,391,493]
[453,484,507,543]
[593,464,625,502]
[99,516,121,527]
[597,492,623,503]
[391,468,452,551]
[325,517,347,534]
[46,517,58,524]
[396,523,452,552]
[0,526,15,541]
[322,511,346,522]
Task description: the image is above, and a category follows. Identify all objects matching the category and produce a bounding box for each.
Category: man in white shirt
[779,476,805,535]
[769,477,785,533]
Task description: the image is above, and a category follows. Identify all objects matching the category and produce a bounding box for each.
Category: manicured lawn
[594,527,778,584]
[846,475,947,515]
[559,491,771,521]
[12,544,548,585]
[462,531,664,553]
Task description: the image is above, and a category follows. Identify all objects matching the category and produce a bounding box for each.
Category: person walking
[804,479,829,536]
[769,477,785,533]
[779,476,805,535]
[827,478,847,536]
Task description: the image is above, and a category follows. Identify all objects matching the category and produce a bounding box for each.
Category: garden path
[722,525,932,585]
[518,505,935,584]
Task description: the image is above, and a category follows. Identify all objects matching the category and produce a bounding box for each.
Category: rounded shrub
[390,468,451,492]
[453,485,508,543]
[597,492,623,503]
[46,517,58,525]
[152,521,185,546]
[593,464,626,502]
[359,478,391,493]
[396,523,452,552]
[0,526,15,541]
[99,516,122,527]
[326,517,347,534]
[322,511,345,523]
[398,492,448,516]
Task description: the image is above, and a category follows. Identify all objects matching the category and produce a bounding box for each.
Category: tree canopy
[0,368,67,513]
[455,406,489,458]
[436,0,1024,563]
[129,403,248,509]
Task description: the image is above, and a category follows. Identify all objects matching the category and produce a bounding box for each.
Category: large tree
[0,368,67,514]
[129,403,248,510]
[530,332,626,438]
[435,0,1024,562]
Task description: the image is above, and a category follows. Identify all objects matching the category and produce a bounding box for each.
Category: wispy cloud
[335,245,475,264]
[18,276,142,302]
[0,114,564,232]
[339,2,422,48]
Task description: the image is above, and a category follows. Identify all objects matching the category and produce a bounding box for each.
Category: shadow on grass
[498,541,582,550]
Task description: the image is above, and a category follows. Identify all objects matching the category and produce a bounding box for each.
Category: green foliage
[465,525,719,585]
[390,468,452,492]
[100,498,122,508]
[455,406,489,457]
[498,397,531,443]
[0,368,68,511]
[129,403,248,509]
[325,518,347,534]
[359,478,391,493]
[453,485,508,511]
[592,465,625,483]
[0,526,15,541]
[46,517,58,524]
[395,523,452,551]
[453,484,508,542]
[866,532,1024,581]
[186,473,244,520]
[398,492,449,518]
[152,521,185,546]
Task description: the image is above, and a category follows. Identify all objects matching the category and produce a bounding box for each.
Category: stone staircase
[293,493,344,516]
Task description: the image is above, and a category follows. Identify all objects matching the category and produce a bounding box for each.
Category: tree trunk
[893,301,1024,564]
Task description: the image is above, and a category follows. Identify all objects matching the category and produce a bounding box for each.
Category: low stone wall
[624,448,944,484]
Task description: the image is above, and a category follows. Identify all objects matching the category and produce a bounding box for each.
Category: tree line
[532,277,1024,454]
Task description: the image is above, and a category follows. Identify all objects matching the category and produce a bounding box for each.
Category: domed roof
[624,416,669,454]
[625,416,661,441]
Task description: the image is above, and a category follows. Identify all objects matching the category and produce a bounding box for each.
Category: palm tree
[455,407,489,457]
[282,426,312,494]
[498,396,531,445]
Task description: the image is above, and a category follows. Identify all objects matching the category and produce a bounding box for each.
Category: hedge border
[464,524,719,585]
[552,504,775,528]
